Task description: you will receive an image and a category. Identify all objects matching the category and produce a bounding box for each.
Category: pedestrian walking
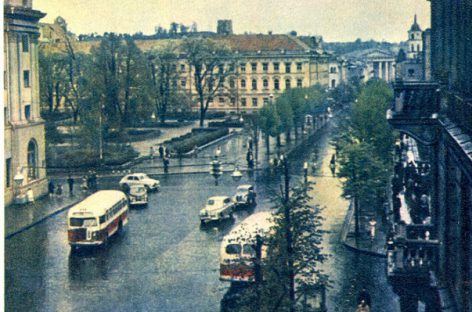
[48,180,55,198]
[248,138,253,151]
[163,156,170,173]
[81,175,88,192]
[67,175,74,196]
[369,219,377,241]
[56,183,63,198]
[158,145,164,158]
[150,146,155,160]
[357,288,371,307]
[91,171,97,191]
[165,146,170,158]
[193,145,199,158]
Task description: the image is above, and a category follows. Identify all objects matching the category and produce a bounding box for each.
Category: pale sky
[34,0,431,42]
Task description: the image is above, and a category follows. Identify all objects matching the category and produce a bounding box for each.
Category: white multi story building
[4,0,48,205]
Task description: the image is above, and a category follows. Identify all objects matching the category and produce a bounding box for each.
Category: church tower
[406,14,423,59]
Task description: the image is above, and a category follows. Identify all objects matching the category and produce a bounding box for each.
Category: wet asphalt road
[5,123,402,312]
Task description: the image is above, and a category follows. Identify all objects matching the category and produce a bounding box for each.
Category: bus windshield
[225,244,241,255]
[70,217,97,227]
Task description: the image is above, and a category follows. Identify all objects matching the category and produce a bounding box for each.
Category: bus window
[226,244,241,255]
[100,215,106,224]
[243,244,256,256]
[70,217,97,227]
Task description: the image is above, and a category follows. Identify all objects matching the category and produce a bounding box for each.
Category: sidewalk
[5,191,87,239]
[342,201,388,257]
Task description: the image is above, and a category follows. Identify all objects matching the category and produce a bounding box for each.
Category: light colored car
[119,173,160,192]
[232,184,256,206]
[127,184,148,207]
[199,196,235,224]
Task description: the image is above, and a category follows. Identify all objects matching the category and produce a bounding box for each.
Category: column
[385,62,389,82]
[378,61,383,80]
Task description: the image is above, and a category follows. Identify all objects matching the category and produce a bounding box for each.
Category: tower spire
[414,14,417,25]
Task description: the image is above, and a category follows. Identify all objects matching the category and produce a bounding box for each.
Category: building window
[241,98,247,107]
[171,64,177,71]
[27,139,38,180]
[252,98,258,107]
[285,79,291,89]
[251,63,257,72]
[296,63,302,71]
[262,63,268,72]
[23,70,30,88]
[408,69,415,77]
[229,64,235,72]
[331,79,336,88]
[219,97,225,105]
[417,44,420,52]
[181,79,186,87]
[297,79,303,88]
[263,97,269,105]
[5,158,11,188]
[330,67,337,73]
[411,44,415,52]
[180,64,185,71]
[274,78,280,90]
[263,79,269,89]
[240,63,246,72]
[24,104,31,120]
[241,79,246,88]
[229,79,235,88]
[252,79,257,90]
[273,63,279,72]
[285,63,291,73]
[22,34,29,52]
[172,80,177,88]
[230,98,235,106]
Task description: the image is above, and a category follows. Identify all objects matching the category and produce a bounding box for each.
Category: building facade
[343,49,396,83]
[387,1,472,311]
[4,0,48,205]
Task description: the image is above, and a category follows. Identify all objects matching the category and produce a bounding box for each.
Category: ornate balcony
[387,80,441,145]
[387,223,439,280]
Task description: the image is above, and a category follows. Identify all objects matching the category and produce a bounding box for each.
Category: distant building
[406,14,423,60]
[41,31,335,113]
[39,16,76,43]
[396,15,425,81]
[217,20,233,35]
[4,0,48,205]
[343,49,396,82]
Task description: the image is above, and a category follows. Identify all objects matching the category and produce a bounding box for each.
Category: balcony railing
[388,80,440,120]
[387,223,439,278]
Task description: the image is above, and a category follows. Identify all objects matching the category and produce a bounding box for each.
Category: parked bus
[219,212,274,282]
[67,190,129,248]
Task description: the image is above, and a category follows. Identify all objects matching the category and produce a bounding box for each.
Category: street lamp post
[99,104,105,163]
[13,168,26,205]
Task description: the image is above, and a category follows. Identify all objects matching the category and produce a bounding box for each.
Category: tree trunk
[276,135,281,147]
[265,134,270,158]
[286,130,291,143]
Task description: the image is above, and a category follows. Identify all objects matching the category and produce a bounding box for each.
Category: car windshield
[207,199,215,205]
[70,217,97,227]
[226,244,241,255]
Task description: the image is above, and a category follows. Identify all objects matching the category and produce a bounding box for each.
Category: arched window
[417,44,420,52]
[274,78,280,90]
[411,44,415,52]
[285,79,291,89]
[27,139,38,180]
[252,79,257,90]
[410,34,414,40]
[241,79,246,88]
[263,79,269,88]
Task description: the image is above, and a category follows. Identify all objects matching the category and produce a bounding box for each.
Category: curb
[5,199,82,240]
[342,241,387,258]
[339,201,387,258]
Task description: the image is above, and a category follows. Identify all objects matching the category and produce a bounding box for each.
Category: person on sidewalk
[163,156,170,173]
[56,183,63,199]
[150,146,155,160]
[67,175,74,196]
[48,180,55,198]
[158,145,164,158]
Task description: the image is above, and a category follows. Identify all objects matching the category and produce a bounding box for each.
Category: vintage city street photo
[3,0,471,311]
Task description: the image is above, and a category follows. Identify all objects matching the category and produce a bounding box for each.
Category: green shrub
[168,128,229,154]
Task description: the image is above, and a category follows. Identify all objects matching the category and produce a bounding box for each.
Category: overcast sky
[35,0,431,42]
